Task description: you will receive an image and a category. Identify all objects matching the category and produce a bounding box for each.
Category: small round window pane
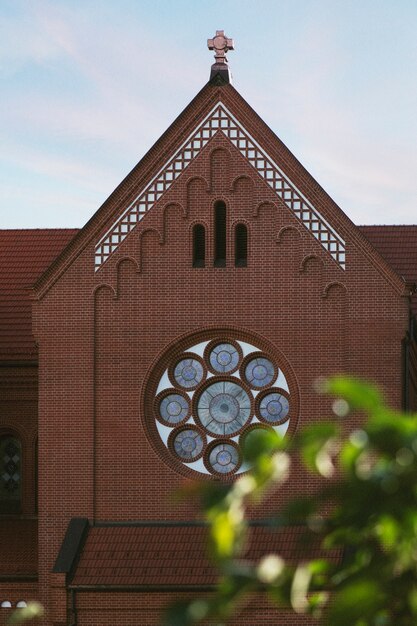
[173,428,204,461]
[1,601,12,608]
[245,357,275,388]
[209,343,240,373]
[159,394,189,425]
[174,358,204,389]
[197,381,251,436]
[208,442,239,474]
[259,393,289,424]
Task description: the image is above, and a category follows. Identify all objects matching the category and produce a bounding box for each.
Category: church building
[1,32,416,625]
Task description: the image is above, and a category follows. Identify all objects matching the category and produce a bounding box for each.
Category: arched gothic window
[0,436,22,514]
[214,201,226,267]
[235,223,248,267]
[192,224,206,267]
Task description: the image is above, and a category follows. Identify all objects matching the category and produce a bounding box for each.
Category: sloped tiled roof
[0,229,78,360]
[71,523,341,587]
[0,519,37,578]
[359,226,417,314]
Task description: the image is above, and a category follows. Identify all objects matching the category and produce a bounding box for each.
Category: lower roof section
[359,225,417,314]
[0,229,78,360]
[62,520,342,589]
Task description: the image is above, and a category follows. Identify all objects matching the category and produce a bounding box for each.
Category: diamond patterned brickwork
[95,104,346,270]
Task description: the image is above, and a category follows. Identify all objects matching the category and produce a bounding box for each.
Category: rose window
[146,334,297,478]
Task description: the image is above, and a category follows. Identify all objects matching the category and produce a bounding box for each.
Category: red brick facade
[1,75,416,625]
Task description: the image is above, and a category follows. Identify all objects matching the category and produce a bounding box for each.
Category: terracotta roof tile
[0,229,78,360]
[71,524,342,588]
[0,519,37,577]
[359,225,417,314]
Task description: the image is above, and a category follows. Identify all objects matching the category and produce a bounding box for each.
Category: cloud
[0,1,206,226]
[1,1,416,227]
[241,13,417,224]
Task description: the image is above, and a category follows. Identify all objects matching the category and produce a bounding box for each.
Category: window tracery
[0,436,21,513]
[146,334,297,478]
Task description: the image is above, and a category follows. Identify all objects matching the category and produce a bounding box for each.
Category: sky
[1,0,416,229]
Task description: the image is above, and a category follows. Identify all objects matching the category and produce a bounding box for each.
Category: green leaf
[298,423,338,475]
[7,602,44,624]
[375,515,399,551]
[208,510,245,561]
[326,579,385,626]
[327,377,383,414]
[162,600,210,626]
[242,427,282,463]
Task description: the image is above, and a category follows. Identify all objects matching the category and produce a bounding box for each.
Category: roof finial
[207,30,234,84]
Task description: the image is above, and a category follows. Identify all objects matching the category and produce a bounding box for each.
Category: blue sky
[1,0,416,228]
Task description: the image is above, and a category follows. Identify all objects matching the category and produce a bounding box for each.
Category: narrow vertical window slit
[214,201,226,267]
[193,224,205,267]
[235,223,248,267]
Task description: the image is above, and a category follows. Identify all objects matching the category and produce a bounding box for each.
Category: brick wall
[32,83,410,625]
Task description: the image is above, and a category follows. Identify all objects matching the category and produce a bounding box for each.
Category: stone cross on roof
[207,30,234,65]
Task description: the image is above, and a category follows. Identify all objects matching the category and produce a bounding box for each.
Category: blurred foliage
[7,602,44,624]
[163,377,417,626]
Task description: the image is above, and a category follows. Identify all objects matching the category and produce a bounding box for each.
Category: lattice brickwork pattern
[95,104,346,270]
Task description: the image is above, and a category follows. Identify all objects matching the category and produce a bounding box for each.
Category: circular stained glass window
[209,343,240,374]
[158,393,189,425]
[258,392,289,424]
[207,442,240,474]
[244,357,275,388]
[171,427,204,461]
[173,357,204,389]
[197,381,251,436]
[147,333,296,479]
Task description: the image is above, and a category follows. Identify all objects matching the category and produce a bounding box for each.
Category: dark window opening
[0,436,21,514]
[235,223,248,267]
[214,201,226,267]
[34,439,38,514]
[192,224,206,267]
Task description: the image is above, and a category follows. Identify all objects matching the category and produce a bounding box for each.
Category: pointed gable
[34,75,405,299]
[94,102,346,270]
